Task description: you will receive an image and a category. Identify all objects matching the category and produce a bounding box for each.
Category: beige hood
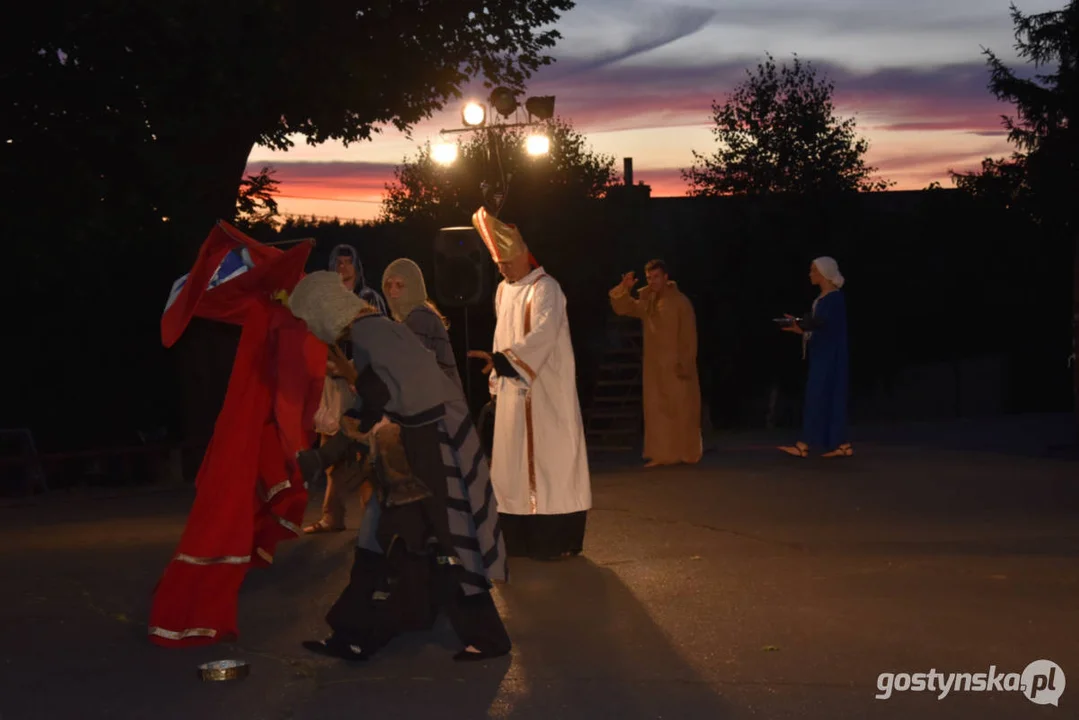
[381,258,430,323]
[288,270,372,343]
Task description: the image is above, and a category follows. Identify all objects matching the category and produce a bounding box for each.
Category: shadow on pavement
[489,555,731,719]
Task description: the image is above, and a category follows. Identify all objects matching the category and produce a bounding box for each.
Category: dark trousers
[326,547,511,657]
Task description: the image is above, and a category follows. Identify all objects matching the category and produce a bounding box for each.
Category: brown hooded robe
[609,281,702,465]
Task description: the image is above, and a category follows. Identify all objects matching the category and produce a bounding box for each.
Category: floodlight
[489,86,519,117]
[525,134,550,156]
[462,102,486,127]
[525,96,555,120]
[432,141,458,165]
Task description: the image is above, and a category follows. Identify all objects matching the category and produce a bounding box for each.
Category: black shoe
[302,637,367,661]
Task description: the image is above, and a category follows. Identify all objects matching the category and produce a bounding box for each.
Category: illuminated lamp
[462,102,486,127]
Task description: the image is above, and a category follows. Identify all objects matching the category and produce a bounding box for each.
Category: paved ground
[1,414,1077,719]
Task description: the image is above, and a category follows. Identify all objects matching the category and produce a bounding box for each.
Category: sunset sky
[246,0,1057,222]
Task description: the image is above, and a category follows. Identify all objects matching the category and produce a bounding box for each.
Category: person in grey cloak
[382,258,461,387]
[288,271,510,662]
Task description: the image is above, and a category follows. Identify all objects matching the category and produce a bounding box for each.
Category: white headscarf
[288,270,371,343]
[812,256,845,289]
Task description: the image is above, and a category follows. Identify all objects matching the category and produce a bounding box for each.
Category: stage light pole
[436,87,555,217]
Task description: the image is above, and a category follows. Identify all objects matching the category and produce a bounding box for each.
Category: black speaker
[434,226,487,307]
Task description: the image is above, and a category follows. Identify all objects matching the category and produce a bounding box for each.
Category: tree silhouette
[380,117,619,225]
[951,1,1079,440]
[4,1,576,259]
[236,167,281,222]
[683,54,892,196]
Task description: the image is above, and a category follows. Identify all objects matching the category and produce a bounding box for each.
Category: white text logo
[876,660,1064,706]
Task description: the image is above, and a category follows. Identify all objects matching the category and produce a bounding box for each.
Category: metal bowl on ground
[197,659,250,682]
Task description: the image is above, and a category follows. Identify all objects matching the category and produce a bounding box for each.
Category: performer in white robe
[467,207,592,560]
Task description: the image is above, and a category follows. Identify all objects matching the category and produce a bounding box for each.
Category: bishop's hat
[471,206,527,263]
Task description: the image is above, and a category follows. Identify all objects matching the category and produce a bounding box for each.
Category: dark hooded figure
[329,244,388,317]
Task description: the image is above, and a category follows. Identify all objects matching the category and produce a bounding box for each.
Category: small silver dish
[197,659,250,682]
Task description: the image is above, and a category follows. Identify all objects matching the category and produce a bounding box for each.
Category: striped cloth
[356,398,506,595]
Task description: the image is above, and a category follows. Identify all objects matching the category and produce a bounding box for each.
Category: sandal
[821,444,853,458]
[453,646,510,662]
[303,520,345,534]
[778,442,809,458]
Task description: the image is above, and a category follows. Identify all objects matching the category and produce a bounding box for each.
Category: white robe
[488,267,592,516]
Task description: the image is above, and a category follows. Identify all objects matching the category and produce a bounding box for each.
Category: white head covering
[381,258,429,323]
[287,270,372,343]
[812,256,845,289]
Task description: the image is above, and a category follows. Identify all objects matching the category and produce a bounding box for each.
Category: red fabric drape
[149,222,327,647]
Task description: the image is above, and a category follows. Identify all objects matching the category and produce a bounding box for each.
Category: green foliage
[683,54,892,196]
[236,166,281,222]
[3,0,578,258]
[379,117,619,225]
[952,2,1079,234]
[951,154,1035,217]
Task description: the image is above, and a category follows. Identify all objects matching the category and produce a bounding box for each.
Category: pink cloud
[526,59,1014,138]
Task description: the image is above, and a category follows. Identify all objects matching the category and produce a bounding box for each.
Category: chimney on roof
[623,158,633,186]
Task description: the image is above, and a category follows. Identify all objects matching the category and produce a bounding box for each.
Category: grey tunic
[404,305,462,388]
[348,314,462,426]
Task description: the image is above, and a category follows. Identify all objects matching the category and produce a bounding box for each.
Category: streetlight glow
[525,134,550,156]
[432,141,458,165]
[462,102,486,127]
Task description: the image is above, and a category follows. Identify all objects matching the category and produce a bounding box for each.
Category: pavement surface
[1,413,1077,719]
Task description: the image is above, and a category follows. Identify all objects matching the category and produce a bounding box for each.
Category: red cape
[149,221,327,647]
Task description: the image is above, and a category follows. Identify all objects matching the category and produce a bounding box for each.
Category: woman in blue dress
[778,257,853,458]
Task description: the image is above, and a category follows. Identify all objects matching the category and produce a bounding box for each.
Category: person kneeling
[288,271,510,663]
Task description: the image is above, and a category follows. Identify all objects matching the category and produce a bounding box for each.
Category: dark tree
[236,167,281,223]
[3,0,576,261]
[380,117,618,225]
[951,1,1079,439]
[683,54,892,196]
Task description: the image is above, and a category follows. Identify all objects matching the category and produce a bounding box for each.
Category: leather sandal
[821,444,853,458]
[778,442,809,458]
[303,520,345,534]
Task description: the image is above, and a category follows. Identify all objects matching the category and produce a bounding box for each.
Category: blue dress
[799,290,849,450]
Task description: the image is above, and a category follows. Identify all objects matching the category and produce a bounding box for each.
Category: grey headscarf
[288,271,372,343]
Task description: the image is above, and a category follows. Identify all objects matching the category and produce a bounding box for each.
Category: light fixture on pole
[461,102,486,127]
[432,140,458,165]
[489,87,519,118]
[525,134,550,156]
[525,96,556,121]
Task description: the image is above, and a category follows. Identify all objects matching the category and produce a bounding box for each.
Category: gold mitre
[472,206,527,262]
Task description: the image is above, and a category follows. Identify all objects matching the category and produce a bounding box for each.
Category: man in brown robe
[609,259,703,467]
